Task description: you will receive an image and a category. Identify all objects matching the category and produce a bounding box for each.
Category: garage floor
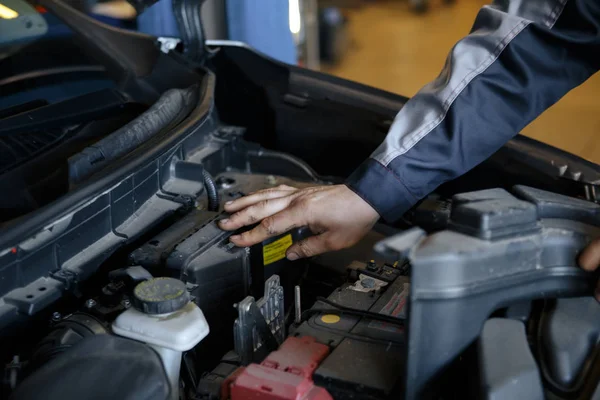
[323,0,600,164]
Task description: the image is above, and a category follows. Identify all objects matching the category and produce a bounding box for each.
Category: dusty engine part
[234,275,286,366]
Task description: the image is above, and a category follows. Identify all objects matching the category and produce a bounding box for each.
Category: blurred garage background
[85,0,600,164]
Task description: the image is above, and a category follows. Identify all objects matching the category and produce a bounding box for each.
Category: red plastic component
[229,336,333,400]
[261,336,330,377]
[221,367,245,400]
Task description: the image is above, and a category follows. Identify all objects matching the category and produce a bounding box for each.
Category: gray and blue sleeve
[346,0,600,222]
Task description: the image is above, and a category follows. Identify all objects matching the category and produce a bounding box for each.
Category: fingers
[224,185,297,213]
[229,208,305,247]
[219,196,293,231]
[579,238,600,272]
[286,234,333,261]
[578,238,600,302]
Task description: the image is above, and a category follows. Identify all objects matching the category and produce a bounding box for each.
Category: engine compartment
[3,141,600,400]
[3,8,600,397]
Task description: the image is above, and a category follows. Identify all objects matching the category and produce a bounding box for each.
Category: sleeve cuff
[345,158,418,223]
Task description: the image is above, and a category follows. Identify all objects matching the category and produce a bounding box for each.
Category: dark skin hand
[579,238,600,301]
[218,184,380,260]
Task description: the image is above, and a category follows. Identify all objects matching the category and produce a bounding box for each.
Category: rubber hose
[68,87,197,184]
[246,148,345,184]
[202,169,219,211]
[246,149,320,182]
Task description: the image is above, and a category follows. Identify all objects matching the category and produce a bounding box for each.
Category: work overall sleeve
[345,0,600,222]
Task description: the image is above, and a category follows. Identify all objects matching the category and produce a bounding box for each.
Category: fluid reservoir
[112,277,210,400]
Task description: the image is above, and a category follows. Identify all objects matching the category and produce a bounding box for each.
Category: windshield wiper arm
[0,89,141,136]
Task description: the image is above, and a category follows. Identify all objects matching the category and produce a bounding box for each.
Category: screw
[85,299,96,309]
[121,299,131,308]
[51,312,61,322]
[294,286,302,324]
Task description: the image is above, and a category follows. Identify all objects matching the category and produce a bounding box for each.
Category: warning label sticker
[368,282,410,333]
[263,234,293,266]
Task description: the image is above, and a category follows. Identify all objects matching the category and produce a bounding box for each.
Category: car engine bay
[2,127,600,400]
[2,1,600,399]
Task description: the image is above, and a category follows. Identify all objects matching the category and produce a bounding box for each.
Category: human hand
[578,238,600,301]
[218,184,380,260]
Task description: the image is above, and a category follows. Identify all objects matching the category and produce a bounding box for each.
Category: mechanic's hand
[579,238,600,301]
[218,184,380,260]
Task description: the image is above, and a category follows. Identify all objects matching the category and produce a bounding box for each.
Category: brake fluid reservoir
[112,277,209,400]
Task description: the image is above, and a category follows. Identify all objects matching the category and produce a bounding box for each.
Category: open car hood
[2,2,600,400]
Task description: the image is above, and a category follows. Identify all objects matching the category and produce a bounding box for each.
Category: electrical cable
[301,307,404,327]
[202,169,219,211]
[293,320,404,346]
[314,296,406,323]
[245,149,320,182]
[245,148,344,184]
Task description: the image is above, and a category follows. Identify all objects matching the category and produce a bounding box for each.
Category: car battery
[292,262,408,399]
[131,209,309,309]
[130,210,250,315]
[130,209,252,368]
[252,226,313,312]
[292,281,380,347]
[349,275,409,342]
[130,207,311,366]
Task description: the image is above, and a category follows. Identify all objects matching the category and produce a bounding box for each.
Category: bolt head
[366,260,378,271]
[85,299,96,309]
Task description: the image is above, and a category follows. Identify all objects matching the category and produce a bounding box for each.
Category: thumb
[286,234,332,260]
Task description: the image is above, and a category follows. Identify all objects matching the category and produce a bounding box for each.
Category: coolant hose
[246,149,320,182]
[243,148,344,184]
[202,169,219,211]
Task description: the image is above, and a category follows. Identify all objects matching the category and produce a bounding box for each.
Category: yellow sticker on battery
[263,234,293,266]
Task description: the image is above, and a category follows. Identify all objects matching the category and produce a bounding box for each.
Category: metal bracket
[257,275,286,344]
[49,269,79,292]
[233,275,285,365]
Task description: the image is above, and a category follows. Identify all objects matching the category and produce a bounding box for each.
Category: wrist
[345,158,417,223]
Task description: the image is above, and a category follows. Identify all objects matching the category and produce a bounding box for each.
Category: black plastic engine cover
[293,267,408,399]
[10,335,169,400]
[539,297,600,391]
[375,186,599,400]
[478,318,544,400]
[131,209,250,317]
